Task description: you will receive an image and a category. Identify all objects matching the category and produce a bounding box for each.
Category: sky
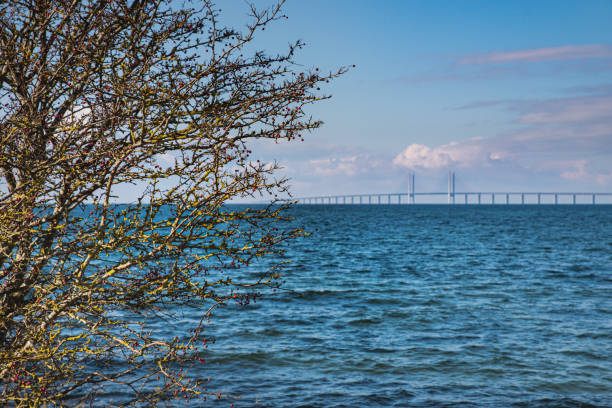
[221,0,612,199]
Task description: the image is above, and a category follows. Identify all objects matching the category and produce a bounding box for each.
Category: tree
[0,0,344,405]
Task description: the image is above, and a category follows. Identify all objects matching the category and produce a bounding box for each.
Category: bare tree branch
[0,0,346,405]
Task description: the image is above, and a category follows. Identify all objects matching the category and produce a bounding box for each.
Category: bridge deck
[297,192,612,205]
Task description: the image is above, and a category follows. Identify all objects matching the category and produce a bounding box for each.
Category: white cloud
[517,96,612,124]
[392,144,452,169]
[309,154,383,177]
[458,44,612,65]
[157,153,175,164]
[61,105,92,126]
[552,160,612,185]
[393,140,509,170]
[560,161,588,181]
[595,172,612,184]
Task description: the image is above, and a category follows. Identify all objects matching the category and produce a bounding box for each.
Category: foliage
[0,0,344,405]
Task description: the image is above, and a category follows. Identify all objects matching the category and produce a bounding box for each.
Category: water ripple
[159,206,612,407]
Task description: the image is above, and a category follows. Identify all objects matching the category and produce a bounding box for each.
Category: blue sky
[223,0,612,198]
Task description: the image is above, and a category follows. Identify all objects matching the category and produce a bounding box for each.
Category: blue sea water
[165,205,612,407]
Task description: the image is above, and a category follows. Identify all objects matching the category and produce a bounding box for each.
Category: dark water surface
[173,205,611,407]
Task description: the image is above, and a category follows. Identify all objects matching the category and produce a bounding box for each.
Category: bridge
[297,172,612,205]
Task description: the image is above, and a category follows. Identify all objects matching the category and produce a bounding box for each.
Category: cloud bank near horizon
[247,86,612,197]
[392,90,612,187]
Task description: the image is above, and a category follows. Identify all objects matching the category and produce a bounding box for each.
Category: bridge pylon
[408,172,415,204]
[448,171,456,204]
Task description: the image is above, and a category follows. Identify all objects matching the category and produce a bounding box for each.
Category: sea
[116,205,612,407]
[171,204,612,408]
